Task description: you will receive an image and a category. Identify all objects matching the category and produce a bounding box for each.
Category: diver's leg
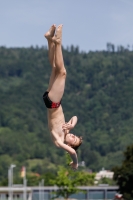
[44,24,56,91]
[48,24,67,102]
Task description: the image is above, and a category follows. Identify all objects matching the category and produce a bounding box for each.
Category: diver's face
[65,133,79,146]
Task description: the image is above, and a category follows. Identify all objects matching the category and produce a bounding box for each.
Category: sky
[0,0,133,52]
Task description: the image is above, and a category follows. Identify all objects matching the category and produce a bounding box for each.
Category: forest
[0,44,133,181]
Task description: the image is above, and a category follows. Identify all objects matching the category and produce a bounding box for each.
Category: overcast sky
[0,0,133,52]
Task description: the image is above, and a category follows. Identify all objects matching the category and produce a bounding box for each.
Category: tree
[113,144,133,200]
[97,177,116,186]
[50,165,95,200]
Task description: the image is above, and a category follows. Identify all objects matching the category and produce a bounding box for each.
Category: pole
[23,177,27,200]
[10,164,16,200]
[8,168,12,200]
[41,179,44,200]
[22,166,27,200]
[39,182,41,200]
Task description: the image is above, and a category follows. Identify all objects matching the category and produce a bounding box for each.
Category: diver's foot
[52,24,63,44]
[44,24,56,40]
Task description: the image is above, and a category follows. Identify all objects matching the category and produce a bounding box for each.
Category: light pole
[8,164,16,200]
[39,179,44,200]
[10,164,16,186]
[41,179,44,200]
[8,168,12,200]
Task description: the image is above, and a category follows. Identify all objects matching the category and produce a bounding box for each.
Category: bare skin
[44,24,80,169]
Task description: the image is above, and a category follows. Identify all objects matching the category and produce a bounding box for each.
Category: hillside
[0,45,133,179]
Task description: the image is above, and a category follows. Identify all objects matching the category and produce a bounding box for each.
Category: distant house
[95,168,114,184]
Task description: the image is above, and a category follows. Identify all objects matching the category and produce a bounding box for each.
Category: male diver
[43,24,82,170]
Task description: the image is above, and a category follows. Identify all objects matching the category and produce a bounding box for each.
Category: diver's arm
[68,116,78,128]
[62,116,78,130]
[57,140,78,169]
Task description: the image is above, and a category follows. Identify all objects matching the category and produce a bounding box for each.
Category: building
[95,168,114,184]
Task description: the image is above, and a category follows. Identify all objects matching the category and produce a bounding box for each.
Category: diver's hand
[69,161,78,170]
[62,123,73,130]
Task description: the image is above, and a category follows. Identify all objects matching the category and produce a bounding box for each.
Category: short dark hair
[71,136,83,151]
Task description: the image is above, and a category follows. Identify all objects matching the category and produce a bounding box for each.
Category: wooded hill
[0,45,133,180]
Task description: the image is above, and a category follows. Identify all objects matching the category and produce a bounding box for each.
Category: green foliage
[50,165,95,199]
[0,155,14,181]
[0,46,133,182]
[97,177,116,186]
[113,144,133,200]
[26,174,41,186]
